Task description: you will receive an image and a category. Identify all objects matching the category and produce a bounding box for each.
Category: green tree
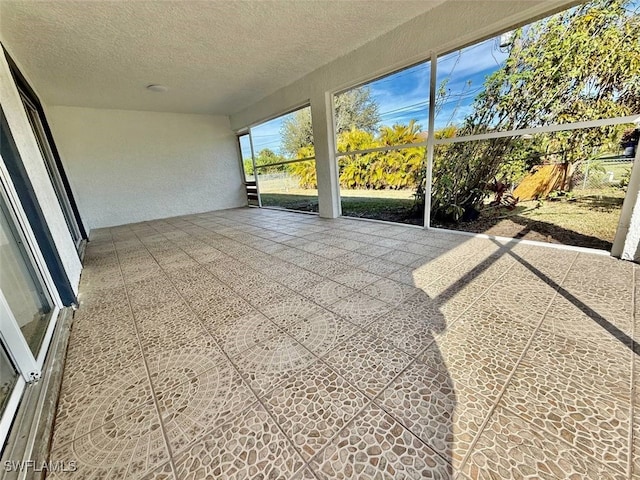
[337,128,379,189]
[287,145,317,188]
[252,148,288,174]
[336,123,427,191]
[334,87,381,135]
[374,121,426,190]
[243,158,254,175]
[281,108,314,159]
[431,0,640,221]
[281,87,380,157]
[378,120,424,146]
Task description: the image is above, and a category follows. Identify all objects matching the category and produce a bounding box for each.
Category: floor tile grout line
[456,250,580,474]
[299,382,400,473]
[256,357,377,471]
[178,209,447,254]
[271,242,527,472]
[132,214,476,261]
[174,216,504,356]
[134,219,435,473]
[628,266,636,480]
[176,213,489,292]
[139,220,437,363]
[97,219,518,347]
[107,228,181,480]
[168,231,384,307]
[490,398,629,475]
[179,214,381,258]
[184,212,470,276]
[48,372,155,455]
[127,224,330,474]
[364,248,531,360]
[140,221,376,357]
[89,212,620,478]
[128,227,289,420]
[361,252,526,469]
[124,211,526,457]
[141,223,339,337]
[302,405,381,473]
[198,236,402,292]
[384,247,522,342]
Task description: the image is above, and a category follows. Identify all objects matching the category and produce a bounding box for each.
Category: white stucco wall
[0,48,82,292]
[46,106,245,232]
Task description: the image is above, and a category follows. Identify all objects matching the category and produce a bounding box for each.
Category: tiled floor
[48,207,638,479]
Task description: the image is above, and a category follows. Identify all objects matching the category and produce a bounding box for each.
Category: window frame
[0,154,62,368]
[236,104,319,213]
[330,3,640,230]
[4,48,87,250]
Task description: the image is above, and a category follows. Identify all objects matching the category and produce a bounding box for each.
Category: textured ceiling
[0,1,445,115]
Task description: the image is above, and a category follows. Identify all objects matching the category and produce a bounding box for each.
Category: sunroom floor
[48,207,638,479]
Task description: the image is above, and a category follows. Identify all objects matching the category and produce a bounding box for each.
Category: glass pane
[257,159,319,213]
[435,2,640,136]
[238,134,255,183]
[251,106,314,163]
[339,147,426,225]
[435,38,506,133]
[21,96,82,245]
[0,346,18,414]
[238,134,260,207]
[335,62,430,152]
[0,194,52,355]
[429,123,634,250]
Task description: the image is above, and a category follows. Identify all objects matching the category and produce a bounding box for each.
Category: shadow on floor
[429,225,636,356]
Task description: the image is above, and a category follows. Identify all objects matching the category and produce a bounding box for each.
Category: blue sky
[367,37,509,132]
[248,114,291,155]
[434,39,509,129]
[249,35,508,156]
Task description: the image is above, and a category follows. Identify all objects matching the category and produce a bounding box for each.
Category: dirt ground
[434,189,625,251]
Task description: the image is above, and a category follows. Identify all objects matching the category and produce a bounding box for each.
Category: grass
[259,182,626,250]
[601,161,632,182]
[259,176,420,223]
[436,188,625,250]
[261,194,319,212]
[341,196,421,225]
[575,160,631,190]
[260,193,422,225]
[255,157,630,247]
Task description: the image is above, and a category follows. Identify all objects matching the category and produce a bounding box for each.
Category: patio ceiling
[0,0,446,115]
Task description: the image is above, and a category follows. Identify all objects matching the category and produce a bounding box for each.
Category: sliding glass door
[4,50,86,251]
[0,189,54,357]
[0,344,21,446]
[0,171,62,446]
[19,90,84,249]
[0,117,64,446]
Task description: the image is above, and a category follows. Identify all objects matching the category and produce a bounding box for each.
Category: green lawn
[260,187,625,250]
[260,194,319,212]
[260,193,422,225]
[341,196,421,225]
[434,188,625,250]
